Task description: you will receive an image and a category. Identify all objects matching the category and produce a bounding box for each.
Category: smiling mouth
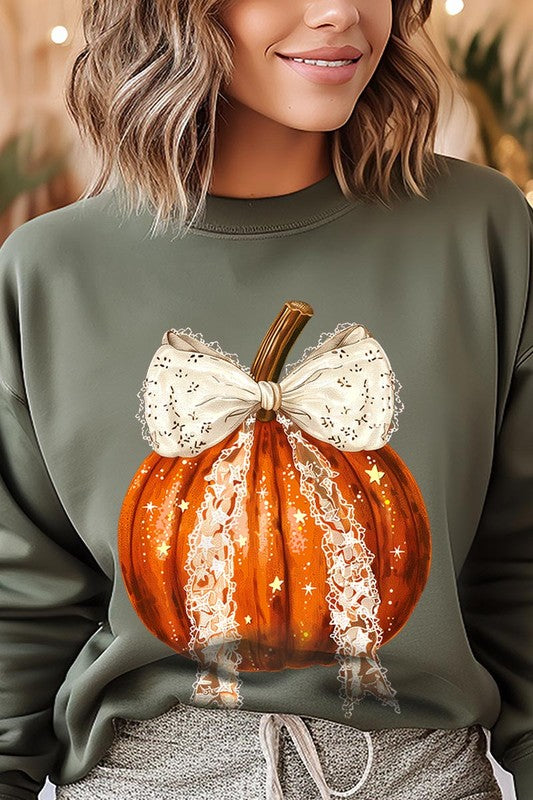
[277,54,362,64]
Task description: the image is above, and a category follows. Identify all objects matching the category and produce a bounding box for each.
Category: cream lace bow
[140,322,398,458]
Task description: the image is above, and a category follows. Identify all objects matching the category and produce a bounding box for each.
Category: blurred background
[0,1,531,798]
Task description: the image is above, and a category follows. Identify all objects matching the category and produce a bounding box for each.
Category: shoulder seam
[0,378,28,406]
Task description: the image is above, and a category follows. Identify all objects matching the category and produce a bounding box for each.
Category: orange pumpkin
[118,301,431,717]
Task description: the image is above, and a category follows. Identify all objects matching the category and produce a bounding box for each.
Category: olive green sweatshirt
[0,154,532,800]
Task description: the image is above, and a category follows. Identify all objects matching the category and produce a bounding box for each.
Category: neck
[209,102,332,199]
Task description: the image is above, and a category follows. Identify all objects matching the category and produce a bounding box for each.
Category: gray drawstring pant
[54,701,504,800]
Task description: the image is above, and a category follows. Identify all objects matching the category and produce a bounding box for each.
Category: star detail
[303,583,316,596]
[351,578,372,598]
[143,501,158,512]
[156,541,170,557]
[322,477,335,494]
[299,462,317,481]
[257,486,268,500]
[199,534,214,551]
[238,535,247,547]
[353,628,373,650]
[228,463,243,483]
[365,464,385,484]
[211,598,227,615]
[196,673,213,689]
[294,508,307,524]
[211,556,227,578]
[331,609,351,629]
[213,507,231,525]
[178,499,189,512]
[391,545,405,559]
[217,616,236,635]
[269,575,284,593]
[244,615,252,624]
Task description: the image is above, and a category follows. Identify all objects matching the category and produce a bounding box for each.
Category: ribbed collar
[187,170,357,237]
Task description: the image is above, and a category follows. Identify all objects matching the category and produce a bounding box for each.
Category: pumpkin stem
[250,300,314,422]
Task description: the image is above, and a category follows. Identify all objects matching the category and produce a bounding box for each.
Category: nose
[304,1,361,30]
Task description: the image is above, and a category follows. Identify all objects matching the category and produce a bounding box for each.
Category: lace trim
[277,412,400,717]
[183,415,256,708]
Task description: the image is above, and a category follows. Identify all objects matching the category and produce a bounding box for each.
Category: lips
[276,51,362,86]
[276,45,363,61]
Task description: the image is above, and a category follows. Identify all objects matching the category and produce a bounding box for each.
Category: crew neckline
[187,170,357,237]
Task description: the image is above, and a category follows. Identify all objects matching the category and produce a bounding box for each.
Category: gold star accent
[365,464,385,484]
[178,499,189,512]
[143,502,158,512]
[269,575,284,593]
[157,542,170,557]
[238,535,247,546]
[244,615,252,624]
[294,509,307,524]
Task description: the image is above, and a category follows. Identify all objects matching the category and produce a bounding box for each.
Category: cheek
[219,1,280,59]
[366,0,393,58]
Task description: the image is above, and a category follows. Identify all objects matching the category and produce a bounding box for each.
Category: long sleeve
[0,232,112,799]
[457,201,533,799]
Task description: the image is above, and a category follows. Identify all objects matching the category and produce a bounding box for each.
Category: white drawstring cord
[258,713,373,800]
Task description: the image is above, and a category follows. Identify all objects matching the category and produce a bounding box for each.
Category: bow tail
[276,412,401,717]
[183,413,257,709]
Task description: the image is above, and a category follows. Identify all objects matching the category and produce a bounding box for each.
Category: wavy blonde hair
[66,0,460,238]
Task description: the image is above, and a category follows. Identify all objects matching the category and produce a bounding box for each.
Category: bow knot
[257,380,283,411]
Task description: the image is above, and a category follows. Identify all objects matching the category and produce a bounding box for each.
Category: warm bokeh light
[445,0,465,15]
[50,25,69,45]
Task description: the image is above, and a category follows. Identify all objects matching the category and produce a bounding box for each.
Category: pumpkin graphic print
[118,300,431,718]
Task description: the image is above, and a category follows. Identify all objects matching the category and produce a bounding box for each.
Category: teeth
[288,57,356,67]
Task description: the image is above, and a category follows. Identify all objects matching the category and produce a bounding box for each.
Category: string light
[445,0,465,15]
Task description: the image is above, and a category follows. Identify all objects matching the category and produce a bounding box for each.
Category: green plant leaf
[0,130,67,215]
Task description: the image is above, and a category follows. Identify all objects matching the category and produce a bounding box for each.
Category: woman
[0,0,531,798]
